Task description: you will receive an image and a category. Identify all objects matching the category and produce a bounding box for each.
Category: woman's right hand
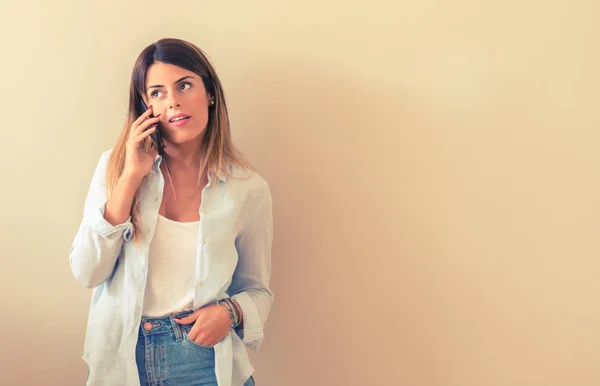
[122,106,162,181]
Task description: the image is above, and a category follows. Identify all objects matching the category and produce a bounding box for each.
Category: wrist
[217,299,241,328]
[230,298,243,326]
[120,170,144,185]
[217,303,231,323]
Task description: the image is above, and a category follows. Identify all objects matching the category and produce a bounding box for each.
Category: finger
[174,312,197,325]
[131,125,157,144]
[210,335,224,346]
[132,105,154,127]
[187,328,198,341]
[184,329,193,340]
[196,335,212,346]
[131,115,161,138]
[129,112,154,137]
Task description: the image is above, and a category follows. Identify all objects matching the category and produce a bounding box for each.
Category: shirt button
[199,240,205,245]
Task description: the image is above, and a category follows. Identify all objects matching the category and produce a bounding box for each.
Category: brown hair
[106,38,251,242]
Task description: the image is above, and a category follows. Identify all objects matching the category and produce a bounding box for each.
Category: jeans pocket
[180,326,215,350]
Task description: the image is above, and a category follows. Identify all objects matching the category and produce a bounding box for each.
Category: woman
[69,38,274,386]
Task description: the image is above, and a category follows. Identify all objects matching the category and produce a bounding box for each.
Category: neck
[163,138,203,170]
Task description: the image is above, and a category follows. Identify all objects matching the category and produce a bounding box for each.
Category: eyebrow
[146,76,195,91]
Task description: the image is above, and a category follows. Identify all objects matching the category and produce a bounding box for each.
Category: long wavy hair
[106,38,251,243]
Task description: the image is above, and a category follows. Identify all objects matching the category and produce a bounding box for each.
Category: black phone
[138,98,165,156]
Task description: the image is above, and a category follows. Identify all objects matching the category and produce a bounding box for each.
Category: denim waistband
[139,309,195,336]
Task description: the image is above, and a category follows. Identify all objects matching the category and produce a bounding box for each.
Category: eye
[179,82,192,91]
[150,90,163,98]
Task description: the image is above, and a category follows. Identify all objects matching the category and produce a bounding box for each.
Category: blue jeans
[136,309,255,386]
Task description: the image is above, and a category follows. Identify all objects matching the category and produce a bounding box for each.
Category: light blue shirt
[69,149,274,386]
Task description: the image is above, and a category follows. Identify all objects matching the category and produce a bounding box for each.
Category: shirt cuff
[231,291,264,351]
[88,203,133,241]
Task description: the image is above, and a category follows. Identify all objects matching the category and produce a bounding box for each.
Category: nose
[165,93,181,109]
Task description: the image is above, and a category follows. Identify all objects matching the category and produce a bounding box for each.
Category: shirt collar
[153,154,229,182]
[208,169,227,183]
[153,154,163,168]
[212,164,230,182]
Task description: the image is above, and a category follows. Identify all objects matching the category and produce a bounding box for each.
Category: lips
[169,117,191,127]
[169,115,191,123]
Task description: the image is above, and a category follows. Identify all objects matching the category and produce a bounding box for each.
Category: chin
[164,129,205,146]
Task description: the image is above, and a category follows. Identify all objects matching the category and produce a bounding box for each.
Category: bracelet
[229,298,243,326]
[217,299,239,328]
[224,298,240,327]
[217,300,236,327]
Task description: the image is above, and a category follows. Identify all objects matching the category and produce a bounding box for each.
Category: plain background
[1,1,599,385]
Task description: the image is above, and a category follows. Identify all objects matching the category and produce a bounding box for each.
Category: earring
[210,100,215,105]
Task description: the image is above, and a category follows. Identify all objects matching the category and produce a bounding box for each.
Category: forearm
[70,203,133,288]
[231,288,274,350]
[229,180,273,349]
[69,153,137,289]
[218,298,244,329]
[104,172,142,226]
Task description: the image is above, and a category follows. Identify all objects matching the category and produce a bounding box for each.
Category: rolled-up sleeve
[69,150,133,289]
[230,183,274,351]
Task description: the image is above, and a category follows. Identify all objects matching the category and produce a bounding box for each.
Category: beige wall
[1,1,599,385]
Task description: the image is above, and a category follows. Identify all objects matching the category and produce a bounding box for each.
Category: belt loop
[170,316,183,342]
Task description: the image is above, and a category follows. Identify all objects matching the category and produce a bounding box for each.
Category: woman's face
[143,62,213,146]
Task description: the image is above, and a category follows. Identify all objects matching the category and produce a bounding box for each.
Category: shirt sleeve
[69,150,134,289]
[230,182,274,351]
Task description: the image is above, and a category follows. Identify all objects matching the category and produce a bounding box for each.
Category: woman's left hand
[174,304,232,346]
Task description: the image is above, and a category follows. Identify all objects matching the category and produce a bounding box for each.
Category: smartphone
[137,98,165,156]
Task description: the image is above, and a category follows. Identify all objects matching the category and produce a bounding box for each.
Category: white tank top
[141,214,199,317]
